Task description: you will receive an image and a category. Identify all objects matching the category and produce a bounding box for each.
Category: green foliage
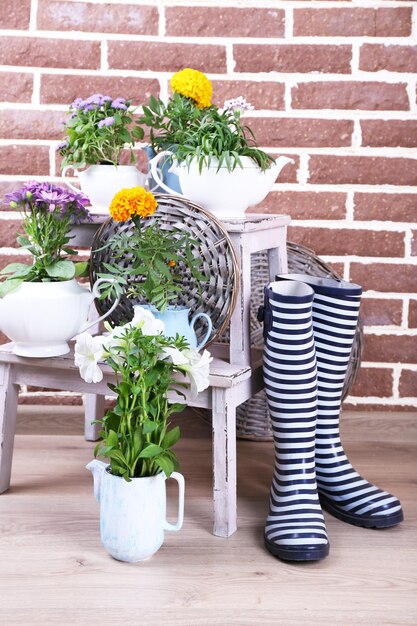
[59,95,144,168]
[138,92,274,173]
[96,215,206,312]
[94,324,189,480]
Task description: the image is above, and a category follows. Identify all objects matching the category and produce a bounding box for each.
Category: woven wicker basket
[235,242,364,441]
[89,194,240,347]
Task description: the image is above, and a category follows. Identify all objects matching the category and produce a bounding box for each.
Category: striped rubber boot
[261,280,329,561]
[276,274,404,529]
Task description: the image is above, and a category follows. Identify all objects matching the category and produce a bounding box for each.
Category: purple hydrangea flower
[111,97,127,110]
[71,97,84,109]
[97,116,115,128]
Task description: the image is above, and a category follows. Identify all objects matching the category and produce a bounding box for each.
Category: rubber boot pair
[259,274,403,562]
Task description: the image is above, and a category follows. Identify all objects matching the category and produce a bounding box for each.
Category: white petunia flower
[131,306,165,336]
[178,348,212,400]
[74,332,106,383]
[161,346,189,366]
[223,96,254,114]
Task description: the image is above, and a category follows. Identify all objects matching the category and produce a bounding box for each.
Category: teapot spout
[86,459,106,502]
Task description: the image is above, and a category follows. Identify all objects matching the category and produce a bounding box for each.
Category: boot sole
[319,493,404,528]
[264,536,329,562]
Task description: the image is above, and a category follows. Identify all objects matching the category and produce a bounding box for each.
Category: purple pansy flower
[98,116,115,128]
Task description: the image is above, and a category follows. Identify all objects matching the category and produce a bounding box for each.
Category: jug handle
[62,166,82,194]
[163,472,185,532]
[190,312,212,350]
[78,278,120,334]
[86,460,107,503]
[149,151,183,197]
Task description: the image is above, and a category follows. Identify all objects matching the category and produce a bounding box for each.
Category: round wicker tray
[89,194,240,347]
[235,242,364,441]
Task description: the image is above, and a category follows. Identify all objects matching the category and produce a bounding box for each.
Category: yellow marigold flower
[170,68,212,109]
[109,187,157,222]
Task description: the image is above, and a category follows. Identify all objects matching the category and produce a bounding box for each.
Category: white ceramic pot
[0,278,119,357]
[150,152,293,219]
[87,460,185,562]
[62,164,147,215]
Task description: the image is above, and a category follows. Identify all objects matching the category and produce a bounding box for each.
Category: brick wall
[0,0,416,410]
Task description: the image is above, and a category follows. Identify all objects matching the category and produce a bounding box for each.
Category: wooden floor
[0,407,416,626]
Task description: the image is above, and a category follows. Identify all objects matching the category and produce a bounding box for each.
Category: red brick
[40,74,160,106]
[361,298,403,326]
[288,227,404,257]
[350,263,417,293]
[0,219,22,248]
[234,44,351,74]
[361,121,417,148]
[0,0,30,29]
[409,300,417,328]
[360,44,417,73]
[37,1,158,34]
[309,156,417,186]
[166,7,285,37]
[108,42,226,73]
[211,81,285,111]
[255,191,347,220]
[342,402,417,412]
[294,8,412,37]
[0,145,50,176]
[291,82,409,111]
[354,193,417,222]
[0,72,33,103]
[411,231,417,256]
[399,370,417,397]
[0,37,101,70]
[247,118,353,148]
[350,367,393,397]
[0,109,63,140]
[363,334,417,363]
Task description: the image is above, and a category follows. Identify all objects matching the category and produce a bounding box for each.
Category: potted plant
[0,181,118,357]
[141,68,293,218]
[59,94,146,214]
[82,306,212,562]
[96,186,212,349]
[139,67,212,193]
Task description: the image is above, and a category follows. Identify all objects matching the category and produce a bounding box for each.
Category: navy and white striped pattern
[277,274,403,528]
[262,281,329,561]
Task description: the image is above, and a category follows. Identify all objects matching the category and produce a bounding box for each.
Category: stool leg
[83,394,104,442]
[212,388,237,537]
[0,364,19,494]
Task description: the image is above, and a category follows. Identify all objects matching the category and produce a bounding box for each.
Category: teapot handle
[163,472,185,532]
[149,151,183,197]
[78,278,120,333]
[61,166,82,194]
[190,312,212,350]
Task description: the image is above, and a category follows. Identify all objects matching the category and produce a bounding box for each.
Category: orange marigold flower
[109,186,157,222]
[169,260,176,267]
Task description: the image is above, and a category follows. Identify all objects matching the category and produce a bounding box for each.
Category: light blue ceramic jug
[134,304,212,350]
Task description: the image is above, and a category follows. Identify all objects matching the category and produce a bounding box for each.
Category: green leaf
[142,420,158,434]
[74,261,89,277]
[155,455,174,477]
[138,444,164,459]
[0,263,32,277]
[161,426,180,450]
[0,278,23,298]
[45,260,75,280]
